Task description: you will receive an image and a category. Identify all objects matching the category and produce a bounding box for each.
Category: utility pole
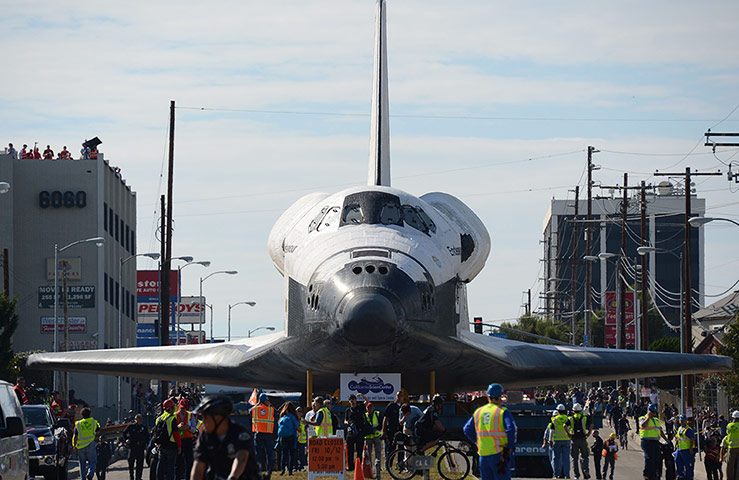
[640,181,649,393]
[527,289,531,316]
[620,173,628,352]
[640,181,648,351]
[654,167,721,415]
[585,146,598,346]
[571,186,579,344]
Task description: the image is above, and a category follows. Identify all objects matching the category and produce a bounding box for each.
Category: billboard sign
[605,291,636,347]
[137,296,205,324]
[38,286,95,309]
[339,373,401,402]
[41,317,86,334]
[137,270,179,302]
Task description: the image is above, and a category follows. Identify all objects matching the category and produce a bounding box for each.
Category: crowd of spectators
[6,142,98,160]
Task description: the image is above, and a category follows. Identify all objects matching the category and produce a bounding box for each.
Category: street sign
[308,437,345,480]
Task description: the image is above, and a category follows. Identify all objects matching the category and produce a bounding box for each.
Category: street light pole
[228,302,256,341]
[247,326,276,338]
[199,270,238,342]
[175,260,210,345]
[117,252,159,422]
[53,236,104,392]
[638,246,684,410]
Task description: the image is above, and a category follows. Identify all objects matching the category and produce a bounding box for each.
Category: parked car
[22,405,70,480]
[0,379,29,480]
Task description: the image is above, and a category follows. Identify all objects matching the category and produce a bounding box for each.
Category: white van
[0,380,29,480]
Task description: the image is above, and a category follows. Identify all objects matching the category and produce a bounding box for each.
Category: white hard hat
[732,410,739,419]
[573,403,583,412]
[557,404,566,411]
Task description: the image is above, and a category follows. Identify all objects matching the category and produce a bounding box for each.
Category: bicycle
[386,434,470,480]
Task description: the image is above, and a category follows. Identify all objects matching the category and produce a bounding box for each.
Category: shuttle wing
[27,333,308,391]
[28,329,732,393]
[449,330,732,389]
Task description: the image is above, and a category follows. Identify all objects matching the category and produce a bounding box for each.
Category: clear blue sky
[2,1,738,338]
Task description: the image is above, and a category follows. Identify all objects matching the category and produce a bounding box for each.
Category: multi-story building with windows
[541,182,705,348]
[0,150,136,411]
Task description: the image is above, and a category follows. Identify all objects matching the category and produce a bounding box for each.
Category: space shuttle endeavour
[29,0,731,393]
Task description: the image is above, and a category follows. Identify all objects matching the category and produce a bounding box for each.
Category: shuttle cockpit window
[402,205,435,235]
[380,203,402,225]
[309,206,341,232]
[318,206,340,231]
[342,203,364,225]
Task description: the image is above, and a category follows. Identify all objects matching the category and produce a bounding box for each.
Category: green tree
[0,293,20,380]
[717,315,739,404]
[500,314,569,344]
[648,335,681,389]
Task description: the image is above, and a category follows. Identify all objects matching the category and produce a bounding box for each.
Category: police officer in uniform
[250,394,275,478]
[123,414,149,480]
[463,383,517,480]
[191,396,259,480]
[569,403,593,479]
[639,403,667,480]
[673,414,695,480]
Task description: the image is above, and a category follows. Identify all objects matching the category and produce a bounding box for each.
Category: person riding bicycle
[616,416,630,447]
[191,395,260,480]
[463,383,517,480]
[415,395,446,453]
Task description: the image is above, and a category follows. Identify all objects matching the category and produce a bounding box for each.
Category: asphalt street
[62,429,715,480]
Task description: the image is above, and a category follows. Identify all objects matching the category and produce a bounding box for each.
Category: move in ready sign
[38,286,95,309]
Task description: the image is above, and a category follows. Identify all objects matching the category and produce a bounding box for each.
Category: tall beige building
[0,151,136,412]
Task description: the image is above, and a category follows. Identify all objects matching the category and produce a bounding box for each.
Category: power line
[176,106,739,123]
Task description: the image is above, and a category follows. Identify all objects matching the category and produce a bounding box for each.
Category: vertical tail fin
[368,0,391,187]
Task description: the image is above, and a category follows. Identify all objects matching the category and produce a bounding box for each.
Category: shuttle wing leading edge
[27,330,731,392]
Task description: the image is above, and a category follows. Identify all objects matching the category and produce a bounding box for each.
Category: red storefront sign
[605,291,636,347]
[137,270,179,300]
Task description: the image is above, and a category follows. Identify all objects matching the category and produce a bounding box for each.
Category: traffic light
[473,317,483,334]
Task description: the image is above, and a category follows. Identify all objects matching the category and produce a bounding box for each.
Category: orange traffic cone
[362,445,374,479]
[354,458,364,480]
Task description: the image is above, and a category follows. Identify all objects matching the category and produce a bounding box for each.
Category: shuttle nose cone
[341,292,398,346]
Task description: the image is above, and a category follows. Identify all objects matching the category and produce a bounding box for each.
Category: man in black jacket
[344,394,370,470]
[382,392,402,466]
[123,414,149,480]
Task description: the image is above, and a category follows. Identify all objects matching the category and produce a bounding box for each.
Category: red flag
[248,388,258,406]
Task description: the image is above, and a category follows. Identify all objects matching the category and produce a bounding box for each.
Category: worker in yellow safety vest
[721,410,739,480]
[295,406,308,471]
[639,403,668,480]
[307,396,334,437]
[674,414,696,480]
[251,394,275,477]
[463,383,517,480]
[176,398,197,480]
[548,403,572,479]
[72,407,100,480]
[364,402,383,467]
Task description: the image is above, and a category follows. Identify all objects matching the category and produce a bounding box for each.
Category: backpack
[414,407,435,436]
[153,416,172,446]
